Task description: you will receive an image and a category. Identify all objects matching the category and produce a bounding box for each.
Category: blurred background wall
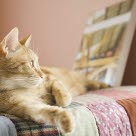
[0,0,124,68]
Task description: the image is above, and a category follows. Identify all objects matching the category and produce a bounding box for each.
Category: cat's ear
[0,27,19,56]
[20,35,32,47]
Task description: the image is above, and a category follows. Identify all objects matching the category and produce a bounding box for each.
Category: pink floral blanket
[73,86,136,136]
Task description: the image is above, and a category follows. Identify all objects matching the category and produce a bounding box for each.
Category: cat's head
[0,27,44,90]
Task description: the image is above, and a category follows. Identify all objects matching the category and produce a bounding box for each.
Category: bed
[1,86,136,136]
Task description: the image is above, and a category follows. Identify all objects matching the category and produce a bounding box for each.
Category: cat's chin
[36,80,43,86]
[30,78,44,88]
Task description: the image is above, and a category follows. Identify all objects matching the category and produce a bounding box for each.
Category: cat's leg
[31,105,75,133]
[44,74,72,107]
[38,106,75,133]
[85,80,110,90]
[49,79,72,107]
[7,95,75,133]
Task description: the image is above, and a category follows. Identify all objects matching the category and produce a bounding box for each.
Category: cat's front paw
[58,110,75,134]
[99,82,110,89]
[89,82,110,90]
[56,92,72,107]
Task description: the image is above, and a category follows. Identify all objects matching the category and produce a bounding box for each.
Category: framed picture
[74,0,136,86]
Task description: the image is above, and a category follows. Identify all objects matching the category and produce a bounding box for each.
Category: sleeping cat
[0,28,108,133]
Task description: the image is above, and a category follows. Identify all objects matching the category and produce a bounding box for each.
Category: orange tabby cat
[0,28,108,133]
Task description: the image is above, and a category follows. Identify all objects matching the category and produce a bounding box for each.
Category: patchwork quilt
[1,86,136,136]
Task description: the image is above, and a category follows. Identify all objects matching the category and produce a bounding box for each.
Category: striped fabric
[0,114,60,136]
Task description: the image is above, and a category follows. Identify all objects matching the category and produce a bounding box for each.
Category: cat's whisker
[36,47,39,56]
[13,78,40,81]
[32,40,35,52]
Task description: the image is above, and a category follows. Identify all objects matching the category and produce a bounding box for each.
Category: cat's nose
[39,72,44,79]
[40,75,44,79]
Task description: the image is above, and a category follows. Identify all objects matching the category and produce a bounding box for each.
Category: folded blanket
[0,116,17,136]
[118,98,136,136]
[0,114,59,136]
[1,86,136,136]
[73,91,133,136]
[64,106,99,136]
